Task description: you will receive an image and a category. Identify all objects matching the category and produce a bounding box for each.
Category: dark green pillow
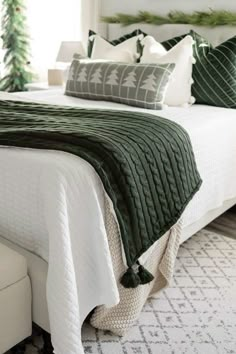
[162,33,185,50]
[192,35,236,108]
[162,30,212,60]
[162,31,236,108]
[87,29,147,58]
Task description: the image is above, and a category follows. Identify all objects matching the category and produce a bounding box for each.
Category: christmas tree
[91,68,102,84]
[123,71,136,87]
[0,0,33,92]
[141,74,156,91]
[68,63,76,81]
[106,69,118,85]
[77,67,87,82]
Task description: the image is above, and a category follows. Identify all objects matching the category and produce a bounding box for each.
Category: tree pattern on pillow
[91,68,102,84]
[123,71,137,88]
[106,69,119,85]
[66,59,175,109]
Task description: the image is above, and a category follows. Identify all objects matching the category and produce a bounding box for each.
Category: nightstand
[25,82,64,92]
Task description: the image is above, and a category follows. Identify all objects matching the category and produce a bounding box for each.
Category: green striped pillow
[162,31,236,108]
[193,36,236,108]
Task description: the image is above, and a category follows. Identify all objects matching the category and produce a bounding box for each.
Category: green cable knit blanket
[0,100,202,287]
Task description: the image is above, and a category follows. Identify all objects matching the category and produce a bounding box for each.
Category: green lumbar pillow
[162,31,236,108]
[65,57,175,109]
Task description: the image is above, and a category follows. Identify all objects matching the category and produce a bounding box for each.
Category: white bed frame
[1,24,236,334]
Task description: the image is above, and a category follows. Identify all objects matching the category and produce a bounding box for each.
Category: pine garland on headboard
[102,10,236,27]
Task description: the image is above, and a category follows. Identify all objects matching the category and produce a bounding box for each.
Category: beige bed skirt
[90,198,182,335]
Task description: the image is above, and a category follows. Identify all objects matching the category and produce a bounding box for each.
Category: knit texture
[65,60,175,110]
[0,100,202,280]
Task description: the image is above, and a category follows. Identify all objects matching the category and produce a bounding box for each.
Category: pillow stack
[65,29,236,110]
[66,29,195,109]
[87,30,195,107]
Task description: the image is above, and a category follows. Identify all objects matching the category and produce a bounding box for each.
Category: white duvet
[0,90,236,354]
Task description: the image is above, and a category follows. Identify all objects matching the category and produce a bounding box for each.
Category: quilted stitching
[0,100,202,271]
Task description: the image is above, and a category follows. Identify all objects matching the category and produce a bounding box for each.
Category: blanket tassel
[137,261,154,285]
[120,267,140,288]
[120,262,154,288]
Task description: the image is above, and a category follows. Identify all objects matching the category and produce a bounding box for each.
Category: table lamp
[48,41,86,85]
[56,41,86,63]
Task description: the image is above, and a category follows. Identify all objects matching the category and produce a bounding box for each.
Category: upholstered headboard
[103,24,235,46]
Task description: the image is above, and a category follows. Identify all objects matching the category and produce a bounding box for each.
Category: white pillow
[90,34,143,63]
[141,35,195,106]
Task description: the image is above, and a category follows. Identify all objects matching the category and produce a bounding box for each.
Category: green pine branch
[102,10,236,26]
[0,0,33,92]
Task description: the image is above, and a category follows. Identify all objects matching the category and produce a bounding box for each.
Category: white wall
[0,0,99,80]
[26,0,99,80]
[101,0,236,16]
[26,0,82,79]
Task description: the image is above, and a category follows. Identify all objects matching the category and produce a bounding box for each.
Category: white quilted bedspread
[0,147,120,353]
[0,91,236,354]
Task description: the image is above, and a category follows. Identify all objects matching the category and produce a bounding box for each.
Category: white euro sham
[141,35,195,107]
[90,34,143,63]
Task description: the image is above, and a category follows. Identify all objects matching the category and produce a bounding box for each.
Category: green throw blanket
[0,100,202,287]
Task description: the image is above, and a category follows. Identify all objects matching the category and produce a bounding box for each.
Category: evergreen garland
[0,0,33,92]
[102,10,236,27]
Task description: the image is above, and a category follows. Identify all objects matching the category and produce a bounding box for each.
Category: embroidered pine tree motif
[141,73,157,91]
[106,68,119,97]
[106,69,119,85]
[122,70,137,102]
[77,67,87,82]
[68,64,76,81]
[123,71,137,87]
[90,68,102,84]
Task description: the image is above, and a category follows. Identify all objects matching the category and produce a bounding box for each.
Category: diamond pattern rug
[7,228,236,354]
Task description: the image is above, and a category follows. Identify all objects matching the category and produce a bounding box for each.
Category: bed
[0,25,236,354]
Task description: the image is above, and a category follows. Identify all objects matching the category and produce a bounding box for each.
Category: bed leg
[42,330,54,354]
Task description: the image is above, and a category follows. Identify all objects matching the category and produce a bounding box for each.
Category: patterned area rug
[7,228,236,354]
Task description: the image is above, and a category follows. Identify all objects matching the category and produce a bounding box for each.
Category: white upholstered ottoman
[0,243,32,354]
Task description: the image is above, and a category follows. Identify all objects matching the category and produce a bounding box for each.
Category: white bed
[4,88,236,237]
[0,25,236,354]
[0,88,236,354]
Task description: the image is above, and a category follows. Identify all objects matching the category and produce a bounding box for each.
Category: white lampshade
[56,41,86,63]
